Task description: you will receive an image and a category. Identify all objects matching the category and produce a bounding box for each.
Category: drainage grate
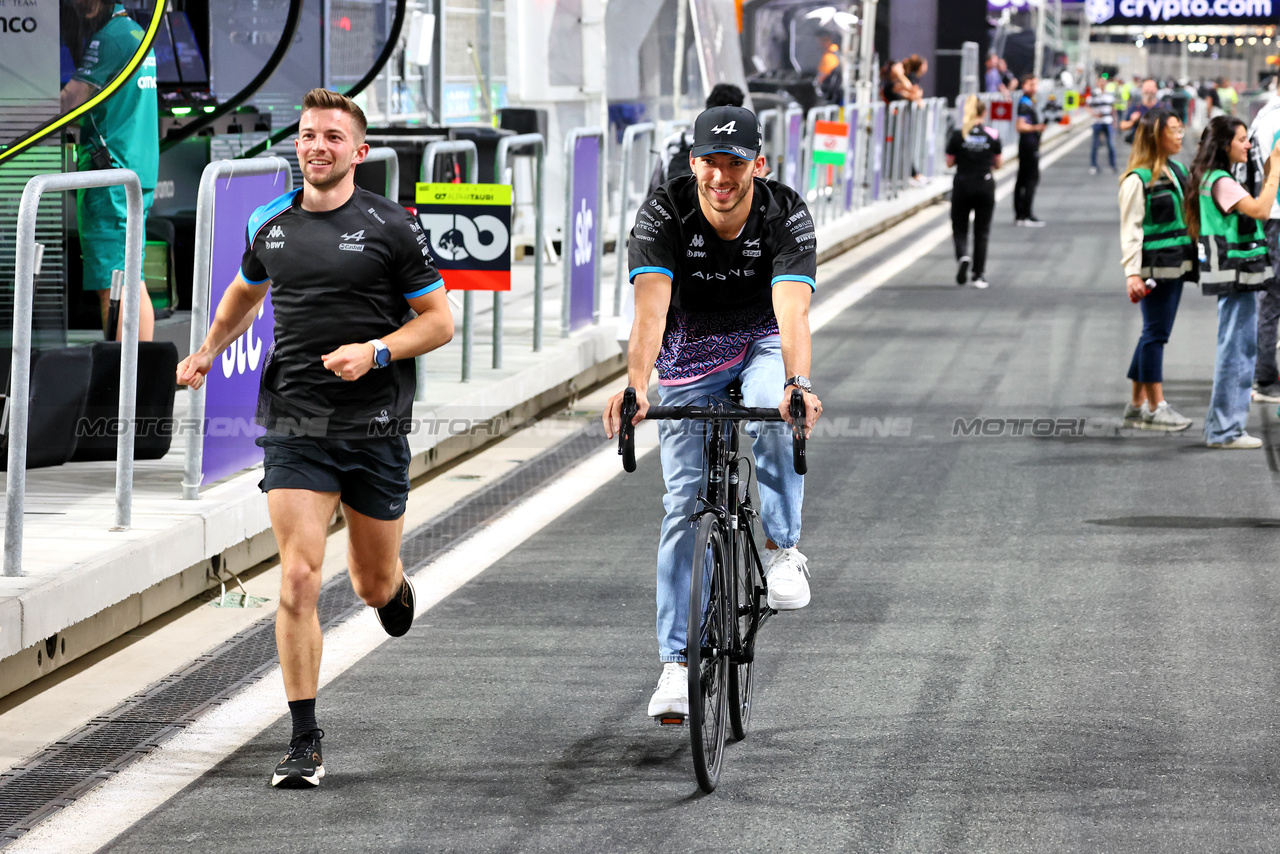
[0,423,610,846]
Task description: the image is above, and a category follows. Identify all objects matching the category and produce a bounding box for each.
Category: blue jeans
[1204,292,1258,444]
[1126,279,1184,384]
[1090,123,1116,171]
[654,336,803,662]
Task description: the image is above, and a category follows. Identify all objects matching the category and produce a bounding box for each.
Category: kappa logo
[711,121,737,135]
[690,234,704,248]
[341,230,366,241]
[266,226,285,239]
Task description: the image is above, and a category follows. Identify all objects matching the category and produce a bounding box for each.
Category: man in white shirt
[1250,88,1280,401]
[1088,77,1117,175]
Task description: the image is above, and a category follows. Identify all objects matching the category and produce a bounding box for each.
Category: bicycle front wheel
[688,513,730,793]
[728,520,761,741]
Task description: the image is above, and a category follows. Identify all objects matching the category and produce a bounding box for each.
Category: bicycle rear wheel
[728,520,761,741]
[688,513,730,793]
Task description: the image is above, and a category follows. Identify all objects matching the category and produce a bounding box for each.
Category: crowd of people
[1118,82,1280,449]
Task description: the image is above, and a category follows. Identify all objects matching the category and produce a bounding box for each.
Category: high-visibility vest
[1124,160,1195,281]
[1196,168,1273,293]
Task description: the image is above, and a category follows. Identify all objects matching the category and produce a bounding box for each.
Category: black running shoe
[271,729,324,789]
[375,576,416,637]
[956,256,971,285]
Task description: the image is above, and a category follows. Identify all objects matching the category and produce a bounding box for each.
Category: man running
[176,88,453,788]
[603,105,822,721]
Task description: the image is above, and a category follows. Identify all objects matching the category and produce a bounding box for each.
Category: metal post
[1034,0,1047,81]
[494,134,546,365]
[614,122,655,316]
[5,169,144,574]
[420,140,479,384]
[561,127,604,338]
[184,157,293,501]
[673,0,688,120]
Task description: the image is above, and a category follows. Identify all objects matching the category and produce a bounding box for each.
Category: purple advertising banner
[569,136,599,332]
[784,113,803,189]
[201,171,288,486]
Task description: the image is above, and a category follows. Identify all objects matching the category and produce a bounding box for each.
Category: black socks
[288,698,319,742]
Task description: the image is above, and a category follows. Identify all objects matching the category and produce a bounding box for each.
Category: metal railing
[494,132,547,356]
[5,169,145,575]
[613,122,656,316]
[183,156,294,502]
[420,140,480,384]
[561,127,605,337]
[362,146,401,203]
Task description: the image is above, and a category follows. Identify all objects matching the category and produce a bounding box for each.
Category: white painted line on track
[8,128,1093,854]
[5,422,661,854]
[810,127,1091,332]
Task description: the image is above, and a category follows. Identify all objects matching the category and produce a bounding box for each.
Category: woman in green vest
[1184,116,1280,449]
[1118,107,1194,431]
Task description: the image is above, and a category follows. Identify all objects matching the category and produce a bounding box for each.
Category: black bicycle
[618,384,807,793]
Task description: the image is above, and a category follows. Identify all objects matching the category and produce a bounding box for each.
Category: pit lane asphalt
[103,140,1280,853]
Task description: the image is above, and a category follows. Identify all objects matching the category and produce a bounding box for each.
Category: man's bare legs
[96,287,155,342]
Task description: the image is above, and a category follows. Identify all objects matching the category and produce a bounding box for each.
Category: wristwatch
[369,339,391,369]
[784,375,812,393]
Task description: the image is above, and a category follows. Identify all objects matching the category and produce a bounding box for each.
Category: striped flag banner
[811,120,850,166]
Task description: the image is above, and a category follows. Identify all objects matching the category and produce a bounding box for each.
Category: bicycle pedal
[654,714,687,727]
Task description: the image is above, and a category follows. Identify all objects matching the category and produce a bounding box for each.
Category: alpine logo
[341,230,366,241]
[743,238,759,248]
[266,226,285,239]
[690,234,704,248]
[712,121,737,135]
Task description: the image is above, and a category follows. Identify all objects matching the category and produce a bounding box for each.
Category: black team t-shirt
[628,175,817,385]
[946,124,1002,183]
[239,186,443,438]
[1018,95,1043,153]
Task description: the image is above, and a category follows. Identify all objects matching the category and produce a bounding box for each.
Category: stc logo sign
[221,303,266,378]
[1088,0,1272,22]
[573,200,594,267]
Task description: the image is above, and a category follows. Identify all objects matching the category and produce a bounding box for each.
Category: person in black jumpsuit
[947,96,1004,288]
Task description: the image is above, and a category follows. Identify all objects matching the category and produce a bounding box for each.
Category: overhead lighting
[1236,37,1245,45]
[1248,37,1258,45]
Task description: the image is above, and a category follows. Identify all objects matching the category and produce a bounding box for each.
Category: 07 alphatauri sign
[414,183,513,291]
[1086,0,1273,25]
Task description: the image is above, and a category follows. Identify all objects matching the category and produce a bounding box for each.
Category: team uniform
[629,174,816,666]
[1014,94,1043,224]
[73,4,159,292]
[947,124,1002,285]
[239,185,443,520]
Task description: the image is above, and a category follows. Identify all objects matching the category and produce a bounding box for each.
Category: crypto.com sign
[1086,0,1274,25]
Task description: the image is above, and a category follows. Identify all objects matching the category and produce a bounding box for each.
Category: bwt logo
[419,213,509,262]
[221,303,266,378]
[573,200,594,267]
[0,17,38,33]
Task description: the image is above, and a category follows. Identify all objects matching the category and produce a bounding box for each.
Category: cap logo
[712,121,737,135]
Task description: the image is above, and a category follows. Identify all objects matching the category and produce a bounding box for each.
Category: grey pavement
[102,140,1280,852]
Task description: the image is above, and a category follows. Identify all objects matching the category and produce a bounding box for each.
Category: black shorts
[257,434,411,521]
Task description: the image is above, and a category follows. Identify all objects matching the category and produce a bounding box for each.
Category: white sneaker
[764,547,811,610]
[970,276,989,289]
[646,662,689,718]
[1122,402,1144,425]
[1140,401,1192,432]
[1206,432,1263,449]
[1090,166,1099,176]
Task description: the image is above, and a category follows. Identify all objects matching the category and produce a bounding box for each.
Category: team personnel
[1248,92,1280,402]
[947,96,1003,289]
[176,89,454,787]
[1014,75,1048,227]
[1117,108,1194,432]
[60,0,159,340]
[602,106,822,721]
[649,83,756,193]
[1184,116,1280,449]
[1119,78,1165,140]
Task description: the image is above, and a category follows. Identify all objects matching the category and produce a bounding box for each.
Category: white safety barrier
[613,122,656,316]
[495,133,547,355]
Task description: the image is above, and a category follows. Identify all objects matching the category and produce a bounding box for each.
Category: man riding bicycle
[603,105,822,721]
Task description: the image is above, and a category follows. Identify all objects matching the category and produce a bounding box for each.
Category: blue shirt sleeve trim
[771,275,816,291]
[246,189,300,244]
[404,278,445,299]
[239,268,270,285]
[629,266,674,283]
